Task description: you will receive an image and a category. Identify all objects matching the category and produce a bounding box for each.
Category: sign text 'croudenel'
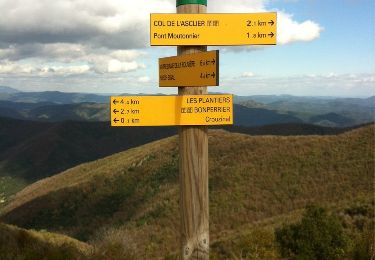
[150,13,277,46]
[111,94,233,126]
[159,50,219,87]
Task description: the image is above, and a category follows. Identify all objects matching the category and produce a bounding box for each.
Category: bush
[90,228,138,260]
[275,205,348,259]
[351,228,375,260]
[0,223,87,260]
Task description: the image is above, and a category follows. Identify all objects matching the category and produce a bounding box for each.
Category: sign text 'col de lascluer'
[151,13,277,46]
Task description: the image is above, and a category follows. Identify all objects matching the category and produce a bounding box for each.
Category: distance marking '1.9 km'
[159,50,219,87]
[111,94,233,126]
[150,13,277,46]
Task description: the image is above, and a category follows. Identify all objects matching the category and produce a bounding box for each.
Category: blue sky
[0,0,373,97]
[268,0,374,75]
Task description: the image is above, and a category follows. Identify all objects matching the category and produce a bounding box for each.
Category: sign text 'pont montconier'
[151,13,277,46]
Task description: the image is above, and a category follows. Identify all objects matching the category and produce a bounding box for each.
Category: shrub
[91,228,138,260]
[0,223,87,260]
[275,205,348,259]
[234,228,278,259]
[351,228,375,260]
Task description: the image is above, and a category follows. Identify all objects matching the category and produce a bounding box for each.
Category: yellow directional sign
[111,95,233,126]
[150,13,277,46]
[159,50,219,87]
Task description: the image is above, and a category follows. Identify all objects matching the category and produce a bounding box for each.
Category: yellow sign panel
[159,50,219,87]
[111,95,233,126]
[150,13,277,46]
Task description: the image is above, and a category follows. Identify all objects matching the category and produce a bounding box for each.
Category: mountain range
[0,86,19,94]
[0,89,373,127]
[0,100,304,126]
[1,116,363,200]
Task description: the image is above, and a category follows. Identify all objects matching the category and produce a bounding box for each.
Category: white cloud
[2,72,373,97]
[222,73,375,97]
[361,76,375,83]
[210,1,322,51]
[0,0,321,50]
[0,0,174,48]
[0,0,168,80]
[36,65,90,76]
[0,61,91,76]
[0,59,145,75]
[326,72,338,78]
[208,0,266,13]
[0,0,323,87]
[138,76,151,83]
[0,62,35,74]
[107,60,143,73]
[0,43,146,75]
[242,72,255,77]
[277,12,322,44]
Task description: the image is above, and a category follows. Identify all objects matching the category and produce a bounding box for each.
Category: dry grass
[0,125,373,258]
[0,136,176,216]
[0,222,93,259]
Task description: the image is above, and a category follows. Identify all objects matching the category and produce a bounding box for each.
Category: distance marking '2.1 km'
[150,13,277,46]
[111,94,233,126]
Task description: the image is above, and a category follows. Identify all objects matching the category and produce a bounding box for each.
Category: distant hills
[0,86,19,94]
[0,100,304,126]
[240,95,375,127]
[1,125,373,258]
[0,90,108,104]
[0,100,109,121]
[0,116,369,207]
[0,116,366,184]
[1,98,371,128]
[234,104,302,126]
[309,112,355,127]
[0,117,177,182]
[0,90,373,127]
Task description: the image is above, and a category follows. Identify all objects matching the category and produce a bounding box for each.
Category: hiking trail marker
[159,50,219,87]
[109,0,277,258]
[151,13,277,46]
[111,94,232,126]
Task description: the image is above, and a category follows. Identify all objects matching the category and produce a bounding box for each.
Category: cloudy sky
[0,0,373,96]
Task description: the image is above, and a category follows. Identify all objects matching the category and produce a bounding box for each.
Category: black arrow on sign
[113,109,119,114]
[268,32,274,38]
[268,20,274,26]
[113,99,119,105]
[113,118,119,123]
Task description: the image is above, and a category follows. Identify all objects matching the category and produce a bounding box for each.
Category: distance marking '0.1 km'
[111,94,233,126]
[150,13,277,46]
[159,50,219,87]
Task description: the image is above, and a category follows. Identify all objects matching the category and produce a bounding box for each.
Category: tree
[275,205,348,259]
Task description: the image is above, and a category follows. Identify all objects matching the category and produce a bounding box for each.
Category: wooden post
[177,0,209,259]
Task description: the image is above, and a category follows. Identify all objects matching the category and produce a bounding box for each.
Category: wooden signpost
[109,0,277,258]
[176,3,209,258]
